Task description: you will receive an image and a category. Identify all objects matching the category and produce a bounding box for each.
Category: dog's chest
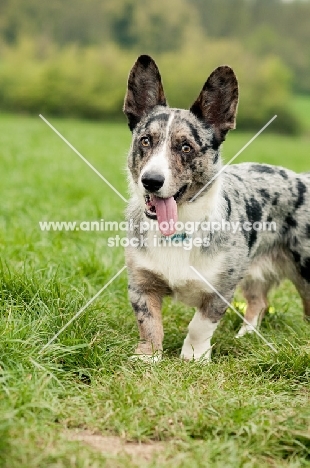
[133,230,226,297]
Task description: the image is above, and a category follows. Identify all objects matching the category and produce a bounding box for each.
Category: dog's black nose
[141,172,165,192]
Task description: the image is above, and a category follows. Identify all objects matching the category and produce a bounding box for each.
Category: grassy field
[291,95,310,133]
[0,112,310,467]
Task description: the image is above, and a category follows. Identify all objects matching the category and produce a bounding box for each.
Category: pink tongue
[153,196,177,236]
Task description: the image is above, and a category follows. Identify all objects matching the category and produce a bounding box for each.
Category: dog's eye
[181,144,192,153]
[140,137,151,147]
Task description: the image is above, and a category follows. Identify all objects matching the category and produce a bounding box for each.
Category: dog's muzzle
[141,172,165,192]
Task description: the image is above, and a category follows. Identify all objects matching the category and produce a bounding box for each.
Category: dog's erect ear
[190,66,238,143]
[123,55,167,131]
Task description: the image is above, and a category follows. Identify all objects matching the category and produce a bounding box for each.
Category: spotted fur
[123,55,310,361]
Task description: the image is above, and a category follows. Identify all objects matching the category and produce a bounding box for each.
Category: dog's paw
[236,324,255,338]
[129,352,162,364]
[180,342,212,363]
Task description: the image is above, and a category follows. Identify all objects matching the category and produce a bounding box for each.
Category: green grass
[1,113,310,467]
[291,95,310,132]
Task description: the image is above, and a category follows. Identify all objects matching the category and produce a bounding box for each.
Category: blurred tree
[0,0,110,46]
[106,0,202,53]
[0,0,309,122]
[190,0,251,37]
[190,0,310,92]
[109,1,137,49]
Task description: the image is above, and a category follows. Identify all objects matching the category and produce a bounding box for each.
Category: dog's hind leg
[236,280,269,338]
[302,298,310,320]
[291,275,310,322]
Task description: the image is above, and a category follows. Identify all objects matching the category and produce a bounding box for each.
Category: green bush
[0,38,302,134]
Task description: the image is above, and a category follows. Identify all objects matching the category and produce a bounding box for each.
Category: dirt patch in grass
[68,429,165,461]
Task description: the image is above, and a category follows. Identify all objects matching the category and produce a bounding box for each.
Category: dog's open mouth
[144,185,187,236]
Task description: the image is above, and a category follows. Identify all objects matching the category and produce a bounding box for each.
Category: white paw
[236,324,256,338]
[180,340,212,362]
[129,352,162,364]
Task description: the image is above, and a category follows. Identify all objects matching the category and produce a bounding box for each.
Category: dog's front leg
[180,312,218,362]
[128,277,165,362]
[181,293,232,362]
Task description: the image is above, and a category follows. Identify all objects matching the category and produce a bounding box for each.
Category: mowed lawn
[1,112,310,467]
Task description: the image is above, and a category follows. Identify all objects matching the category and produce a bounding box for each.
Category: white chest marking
[134,241,226,291]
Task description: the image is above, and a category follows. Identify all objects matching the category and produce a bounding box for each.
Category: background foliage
[0,0,309,131]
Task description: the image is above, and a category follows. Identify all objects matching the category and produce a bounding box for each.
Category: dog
[123,54,310,362]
